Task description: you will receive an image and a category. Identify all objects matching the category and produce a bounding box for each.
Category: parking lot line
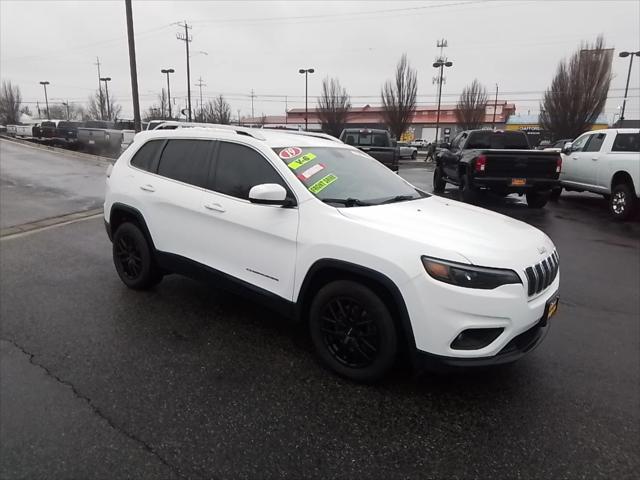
[0,208,104,241]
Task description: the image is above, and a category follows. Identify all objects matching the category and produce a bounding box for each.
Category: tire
[112,222,162,290]
[411,151,417,160]
[459,172,477,203]
[549,187,562,201]
[308,280,397,383]
[433,166,446,193]
[610,183,637,221]
[526,191,549,209]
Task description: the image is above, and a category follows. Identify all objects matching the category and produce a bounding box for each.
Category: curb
[0,135,115,165]
[1,208,104,239]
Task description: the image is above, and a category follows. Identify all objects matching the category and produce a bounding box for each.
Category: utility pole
[176,21,193,121]
[285,95,288,124]
[195,76,206,121]
[492,83,499,129]
[125,0,142,131]
[250,89,255,119]
[39,81,50,120]
[95,56,104,120]
[237,109,241,126]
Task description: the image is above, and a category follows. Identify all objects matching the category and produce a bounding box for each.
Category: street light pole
[100,77,112,120]
[62,101,70,120]
[619,51,640,121]
[432,60,453,144]
[161,68,175,119]
[176,21,193,121]
[298,68,315,131]
[39,81,50,119]
[492,83,499,130]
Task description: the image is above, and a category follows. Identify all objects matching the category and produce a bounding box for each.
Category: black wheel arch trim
[296,259,417,358]
[107,203,157,251]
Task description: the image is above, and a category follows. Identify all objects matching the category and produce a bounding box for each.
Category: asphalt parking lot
[1,140,639,479]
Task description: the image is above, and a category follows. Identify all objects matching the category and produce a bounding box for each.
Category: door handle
[204,202,225,213]
[139,184,155,192]
[591,157,598,161]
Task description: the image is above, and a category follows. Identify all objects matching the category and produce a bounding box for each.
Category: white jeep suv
[104,125,560,382]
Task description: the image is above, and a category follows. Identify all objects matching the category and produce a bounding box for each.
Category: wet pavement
[0,145,639,479]
[0,139,107,229]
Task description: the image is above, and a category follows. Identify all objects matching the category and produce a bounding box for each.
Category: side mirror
[248,183,292,206]
[561,142,573,154]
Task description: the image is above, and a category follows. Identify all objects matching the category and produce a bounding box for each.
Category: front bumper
[401,267,560,361]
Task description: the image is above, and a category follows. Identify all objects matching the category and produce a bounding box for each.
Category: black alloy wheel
[112,222,162,290]
[309,280,397,383]
[433,166,446,193]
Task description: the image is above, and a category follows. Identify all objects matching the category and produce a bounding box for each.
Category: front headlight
[421,256,522,290]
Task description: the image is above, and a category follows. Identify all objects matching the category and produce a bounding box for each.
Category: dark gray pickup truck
[340,128,399,171]
[433,129,561,208]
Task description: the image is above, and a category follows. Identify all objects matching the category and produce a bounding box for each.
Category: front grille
[524,251,559,296]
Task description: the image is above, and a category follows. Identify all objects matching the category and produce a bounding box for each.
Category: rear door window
[612,133,640,152]
[214,141,289,200]
[156,139,213,187]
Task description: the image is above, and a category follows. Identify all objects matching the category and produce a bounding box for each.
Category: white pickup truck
[554,128,639,220]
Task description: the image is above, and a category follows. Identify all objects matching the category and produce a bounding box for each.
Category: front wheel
[112,222,162,290]
[308,280,397,383]
[610,183,637,221]
[433,166,446,193]
[526,191,549,208]
[411,151,417,160]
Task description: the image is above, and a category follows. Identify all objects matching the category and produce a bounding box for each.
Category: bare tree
[158,88,169,119]
[455,79,488,130]
[316,77,351,137]
[540,35,613,140]
[86,89,122,121]
[380,54,418,139]
[0,80,22,125]
[20,105,32,117]
[202,95,232,124]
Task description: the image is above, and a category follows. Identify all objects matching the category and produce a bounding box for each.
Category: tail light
[556,155,562,173]
[475,155,487,172]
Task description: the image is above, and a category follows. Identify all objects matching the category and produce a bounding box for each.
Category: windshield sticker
[298,163,325,180]
[308,174,337,194]
[279,147,303,160]
[287,152,317,170]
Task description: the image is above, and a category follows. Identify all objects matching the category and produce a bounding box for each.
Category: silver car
[397,142,418,159]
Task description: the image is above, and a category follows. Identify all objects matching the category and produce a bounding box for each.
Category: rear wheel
[610,183,637,221]
[433,166,446,193]
[112,222,162,290]
[526,191,549,208]
[459,172,477,203]
[411,150,417,160]
[549,187,562,201]
[308,280,397,383]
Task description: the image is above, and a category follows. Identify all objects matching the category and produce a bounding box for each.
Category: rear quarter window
[130,139,165,172]
[612,133,640,152]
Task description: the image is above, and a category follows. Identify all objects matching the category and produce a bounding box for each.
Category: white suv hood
[338,196,554,269]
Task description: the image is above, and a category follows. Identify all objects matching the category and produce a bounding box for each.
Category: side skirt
[155,251,296,320]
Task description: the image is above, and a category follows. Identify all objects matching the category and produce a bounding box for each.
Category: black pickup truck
[340,128,399,171]
[433,129,561,208]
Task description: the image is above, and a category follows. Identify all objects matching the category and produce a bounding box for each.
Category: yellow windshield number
[309,174,337,194]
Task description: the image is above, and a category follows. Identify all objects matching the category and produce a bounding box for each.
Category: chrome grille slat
[525,250,559,297]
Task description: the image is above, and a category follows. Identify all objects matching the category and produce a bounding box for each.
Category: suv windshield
[466,131,530,149]
[274,146,425,206]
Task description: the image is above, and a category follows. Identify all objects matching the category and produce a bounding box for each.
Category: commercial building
[505,114,609,145]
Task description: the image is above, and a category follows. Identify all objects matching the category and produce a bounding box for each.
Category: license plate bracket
[545,295,559,321]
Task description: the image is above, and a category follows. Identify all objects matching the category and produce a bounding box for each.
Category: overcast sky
[1,0,639,122]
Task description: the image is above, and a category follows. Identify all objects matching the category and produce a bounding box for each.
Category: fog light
[451,328,504,350]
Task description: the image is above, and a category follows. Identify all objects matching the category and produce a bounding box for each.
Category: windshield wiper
[377,194,419,205]
[321,197,372,207]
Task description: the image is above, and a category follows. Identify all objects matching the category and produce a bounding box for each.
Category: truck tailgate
[482,150,559,178]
